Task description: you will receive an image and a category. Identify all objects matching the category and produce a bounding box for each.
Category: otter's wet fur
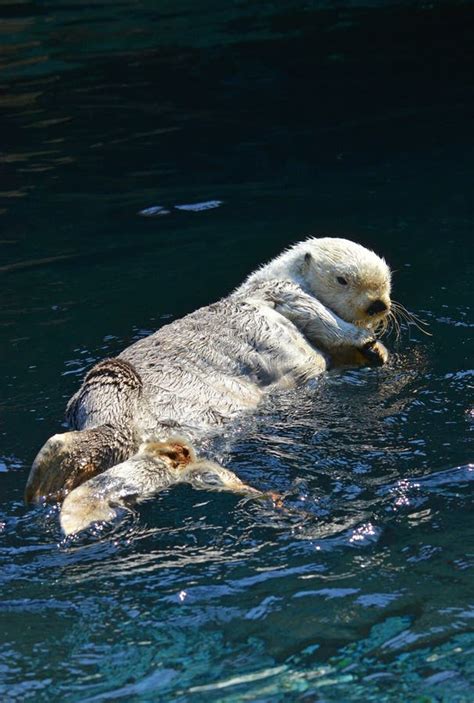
[25,237,392,535]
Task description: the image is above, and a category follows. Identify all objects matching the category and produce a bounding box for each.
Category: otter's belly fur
[119,297,327,440]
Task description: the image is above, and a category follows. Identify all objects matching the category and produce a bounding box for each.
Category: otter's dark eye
[337,276,348,285]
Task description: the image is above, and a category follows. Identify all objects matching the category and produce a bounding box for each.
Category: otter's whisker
[390,305,412,341]
[385,311,396,341]
[388,310,401,342]
[372,316,388,339]
[393,306,414,340]
[394,312,402,342]
[408,318,432,336]
[392,300,428,325]
[391,301,432,337]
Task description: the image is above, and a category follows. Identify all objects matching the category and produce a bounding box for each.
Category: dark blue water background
[1,1,473,700]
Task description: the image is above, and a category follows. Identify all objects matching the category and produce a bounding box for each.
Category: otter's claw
[361,340,389,367]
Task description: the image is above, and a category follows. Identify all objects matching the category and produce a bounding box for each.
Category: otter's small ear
[302,252,312,272]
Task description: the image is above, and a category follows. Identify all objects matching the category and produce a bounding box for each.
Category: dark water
[1,1,473,700]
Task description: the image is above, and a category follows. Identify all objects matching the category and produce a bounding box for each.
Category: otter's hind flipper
[59,442,267,536]
[25,424,139,504]
[59,438,196,535]
[60,455,163,535]
[25,358,143,503]
[183,460,263,497]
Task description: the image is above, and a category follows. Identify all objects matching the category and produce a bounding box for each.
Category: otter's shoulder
[231,278,307,306]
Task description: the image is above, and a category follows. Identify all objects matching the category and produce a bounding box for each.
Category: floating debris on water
[138,205,171,217]
[138,201,223,217]
[174,200,223,212]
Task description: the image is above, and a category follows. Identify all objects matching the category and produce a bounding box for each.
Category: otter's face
[302,238,391,329]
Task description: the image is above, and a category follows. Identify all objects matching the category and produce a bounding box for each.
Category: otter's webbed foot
[59,438,196,535]
[25,425,138,504]
[183,460,263,497]
[60,455,266,536]
[184,461,289,508]
[26,357,144,504]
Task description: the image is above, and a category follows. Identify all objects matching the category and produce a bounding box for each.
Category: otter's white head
[240,236,391,330]
[299,238,391,328]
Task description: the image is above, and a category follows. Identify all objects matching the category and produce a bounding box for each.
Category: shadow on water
[0,0,473,701]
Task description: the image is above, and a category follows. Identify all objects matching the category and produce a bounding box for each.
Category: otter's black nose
[366,299,388,316]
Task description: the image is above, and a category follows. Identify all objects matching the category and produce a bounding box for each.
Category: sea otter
[25,237,392,534]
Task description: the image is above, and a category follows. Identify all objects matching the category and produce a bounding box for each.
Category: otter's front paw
[329,339,389,369]
[360,340,389,367]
